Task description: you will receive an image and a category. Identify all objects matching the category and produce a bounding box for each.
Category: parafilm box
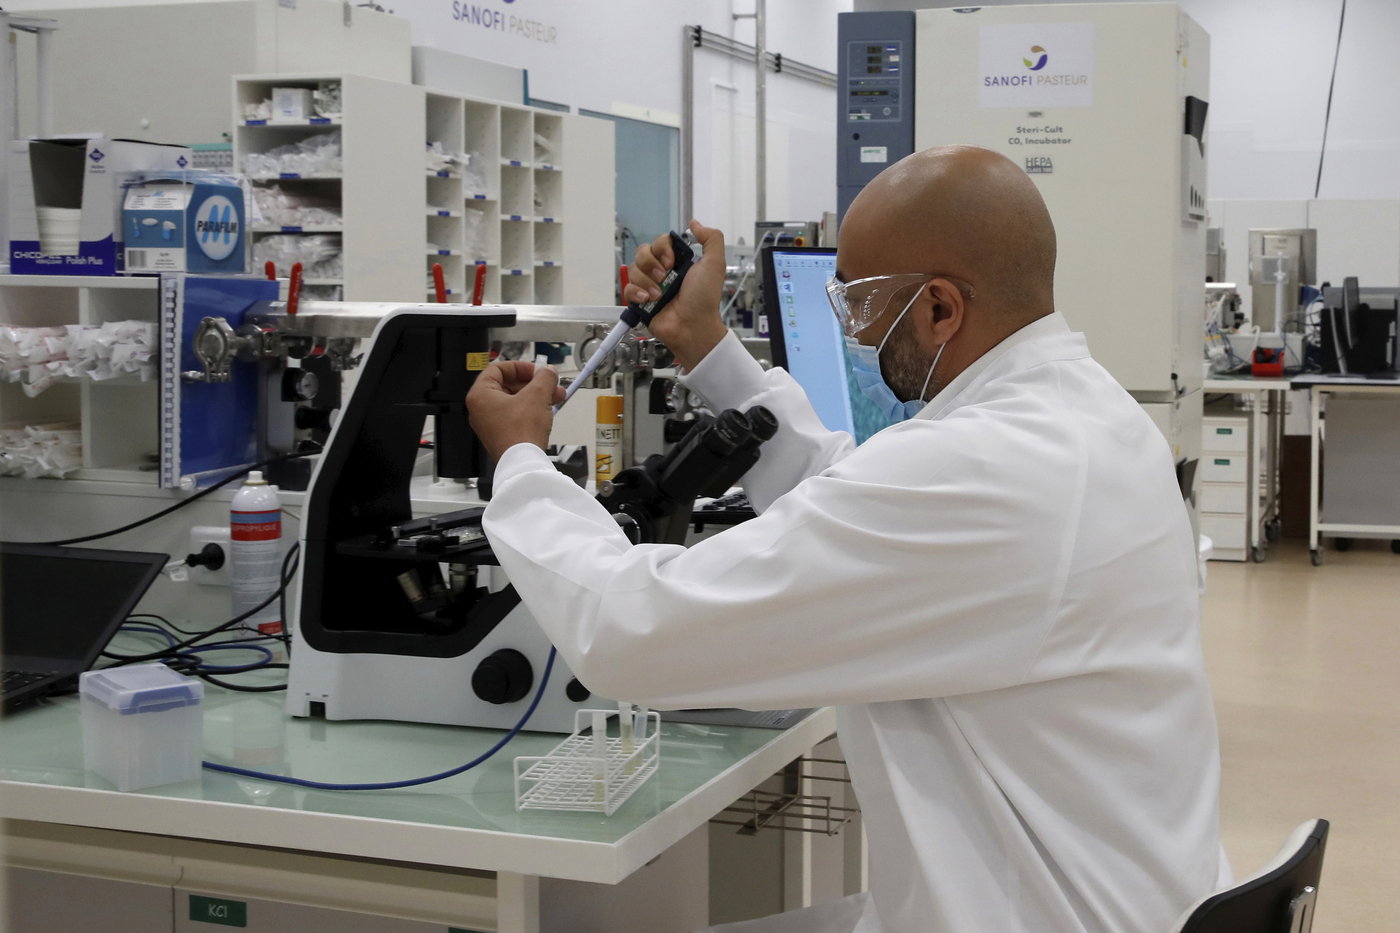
[122,173,245,273]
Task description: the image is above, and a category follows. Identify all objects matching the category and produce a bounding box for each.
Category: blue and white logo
[89,148,104,162]
[193,194,239,260]
[177,155,188,168]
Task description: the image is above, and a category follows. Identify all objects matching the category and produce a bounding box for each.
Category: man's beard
[880,310,942,403]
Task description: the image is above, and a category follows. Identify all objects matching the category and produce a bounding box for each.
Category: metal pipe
[680,24,836,238]
[34,25,52,138]
[681,25,695,225]
[754,0,766,224]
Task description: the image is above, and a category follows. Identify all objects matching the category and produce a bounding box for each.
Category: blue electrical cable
[201,648,557,791]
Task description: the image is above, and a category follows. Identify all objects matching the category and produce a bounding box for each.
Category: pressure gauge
[281,367,320,402]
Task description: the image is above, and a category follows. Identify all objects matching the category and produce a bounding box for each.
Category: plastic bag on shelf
[0,322,157,396]
[0,325,68,377]
[242,131,342,177]
[463,209,488,260]
[0,421,82,478]
[461,153,488,198]
[253,234,342,279]
[63,322,157,384]
[533,132,557,163]
[242,99,272,122]
[426,141,469,173]
[251,185,342,227]
[314,81,342,118]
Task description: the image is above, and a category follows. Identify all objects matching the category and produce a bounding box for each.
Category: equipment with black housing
[1320,278,1399,377]
[598,406,778,546]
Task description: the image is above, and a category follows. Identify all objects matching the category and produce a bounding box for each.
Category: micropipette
[555,231,695,413]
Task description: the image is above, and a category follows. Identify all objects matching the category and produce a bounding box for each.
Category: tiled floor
[1202,538,1400,932]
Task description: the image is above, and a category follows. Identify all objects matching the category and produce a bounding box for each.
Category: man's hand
[626,219,729,371]
[466,361,565,462]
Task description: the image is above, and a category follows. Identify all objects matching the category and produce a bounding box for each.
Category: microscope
[282,305,779,732]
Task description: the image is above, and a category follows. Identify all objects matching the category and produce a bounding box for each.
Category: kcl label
[189,895,247,927]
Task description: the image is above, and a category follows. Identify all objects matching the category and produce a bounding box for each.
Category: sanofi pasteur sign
[450,0,558,44]
[979,22,1094,108]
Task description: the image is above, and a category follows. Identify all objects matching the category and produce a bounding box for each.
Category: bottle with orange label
[595,395,625,488]
[230,471,283,639]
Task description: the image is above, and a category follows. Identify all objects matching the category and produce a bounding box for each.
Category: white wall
[4,0,850,248]
[856,0,1400,202]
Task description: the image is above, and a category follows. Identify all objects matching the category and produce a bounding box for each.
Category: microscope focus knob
[472,649,534,705]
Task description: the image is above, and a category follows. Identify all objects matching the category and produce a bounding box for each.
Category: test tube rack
[514,707,660,816]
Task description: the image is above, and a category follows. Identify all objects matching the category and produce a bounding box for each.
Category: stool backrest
[1172,819,1329,933]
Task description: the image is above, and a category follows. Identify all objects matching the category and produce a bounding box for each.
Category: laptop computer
[761,245,890,444]
[1,543,168,708]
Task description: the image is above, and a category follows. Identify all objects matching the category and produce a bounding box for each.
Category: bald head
[839,146,1056,328]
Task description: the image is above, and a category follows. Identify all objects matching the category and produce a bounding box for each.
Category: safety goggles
[825,273,976,338]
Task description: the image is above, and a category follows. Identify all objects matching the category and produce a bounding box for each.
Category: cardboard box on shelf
[122,173,246,274]
[8,137,193,275]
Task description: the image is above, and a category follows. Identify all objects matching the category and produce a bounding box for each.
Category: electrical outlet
[189,525,231,586]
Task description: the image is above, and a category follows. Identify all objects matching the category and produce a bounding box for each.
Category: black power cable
[1315,0,1347,198]
[24,448,319,547]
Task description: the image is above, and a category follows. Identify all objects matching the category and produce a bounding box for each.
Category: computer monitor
[762,246,889,444]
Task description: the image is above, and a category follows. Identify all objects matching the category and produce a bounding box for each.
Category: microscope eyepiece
[746,406,778,442]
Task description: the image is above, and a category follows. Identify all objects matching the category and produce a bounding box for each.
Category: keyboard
[3,670,53,692]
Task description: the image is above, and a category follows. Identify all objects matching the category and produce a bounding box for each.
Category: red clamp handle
[287,262,303,317]
[619,264,629,306]
[264,260,277,281]
[471,263,487,306]
[432,262,447,303]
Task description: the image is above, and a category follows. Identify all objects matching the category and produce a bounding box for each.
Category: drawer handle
[1216,428,1233,434]
[1214,458,1231,465]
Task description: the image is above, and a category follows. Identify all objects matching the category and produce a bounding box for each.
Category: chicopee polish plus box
[8,137,192,275]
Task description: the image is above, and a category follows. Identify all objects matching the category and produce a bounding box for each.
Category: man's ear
[919,279,966,351]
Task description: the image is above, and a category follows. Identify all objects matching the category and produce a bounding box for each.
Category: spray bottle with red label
[230,471,282,639]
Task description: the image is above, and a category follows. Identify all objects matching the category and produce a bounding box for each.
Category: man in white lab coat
[466,146,1228,933]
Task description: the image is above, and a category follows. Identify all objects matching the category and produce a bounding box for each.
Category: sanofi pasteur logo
[980,23,1093,108]
[194,195,239,260]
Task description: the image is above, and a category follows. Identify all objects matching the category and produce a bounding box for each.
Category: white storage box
[80,663,204,792]
[272,87,314,122]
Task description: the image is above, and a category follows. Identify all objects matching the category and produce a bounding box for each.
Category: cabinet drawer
[1202,418,1248,453]
[1199,482,1247,515]
[1202,454,1246,483]
[1200,513,1247,551]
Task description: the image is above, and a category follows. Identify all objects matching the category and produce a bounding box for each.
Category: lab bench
[1,669,838,932]
[1290,373,1400,566]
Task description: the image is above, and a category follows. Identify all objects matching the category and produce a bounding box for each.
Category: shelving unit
[236,74,613,305]
[418,91,613,305]
[234,74,423,301]
[0,275,161,482]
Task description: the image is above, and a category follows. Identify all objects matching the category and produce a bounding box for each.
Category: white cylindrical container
[230,471,282,638]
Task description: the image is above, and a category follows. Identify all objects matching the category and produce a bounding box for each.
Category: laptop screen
[763,247,890,444]
[1,545,166,669]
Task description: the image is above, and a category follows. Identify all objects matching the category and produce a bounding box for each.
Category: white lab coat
[483,312,1228,933]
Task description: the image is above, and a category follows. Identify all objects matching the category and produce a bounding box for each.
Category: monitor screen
[1,546,164,666]
[764,247,890,444]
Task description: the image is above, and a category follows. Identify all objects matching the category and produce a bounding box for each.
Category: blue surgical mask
[844,290,944,423]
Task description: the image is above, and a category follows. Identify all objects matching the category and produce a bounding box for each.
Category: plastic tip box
[80,663,204,792]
